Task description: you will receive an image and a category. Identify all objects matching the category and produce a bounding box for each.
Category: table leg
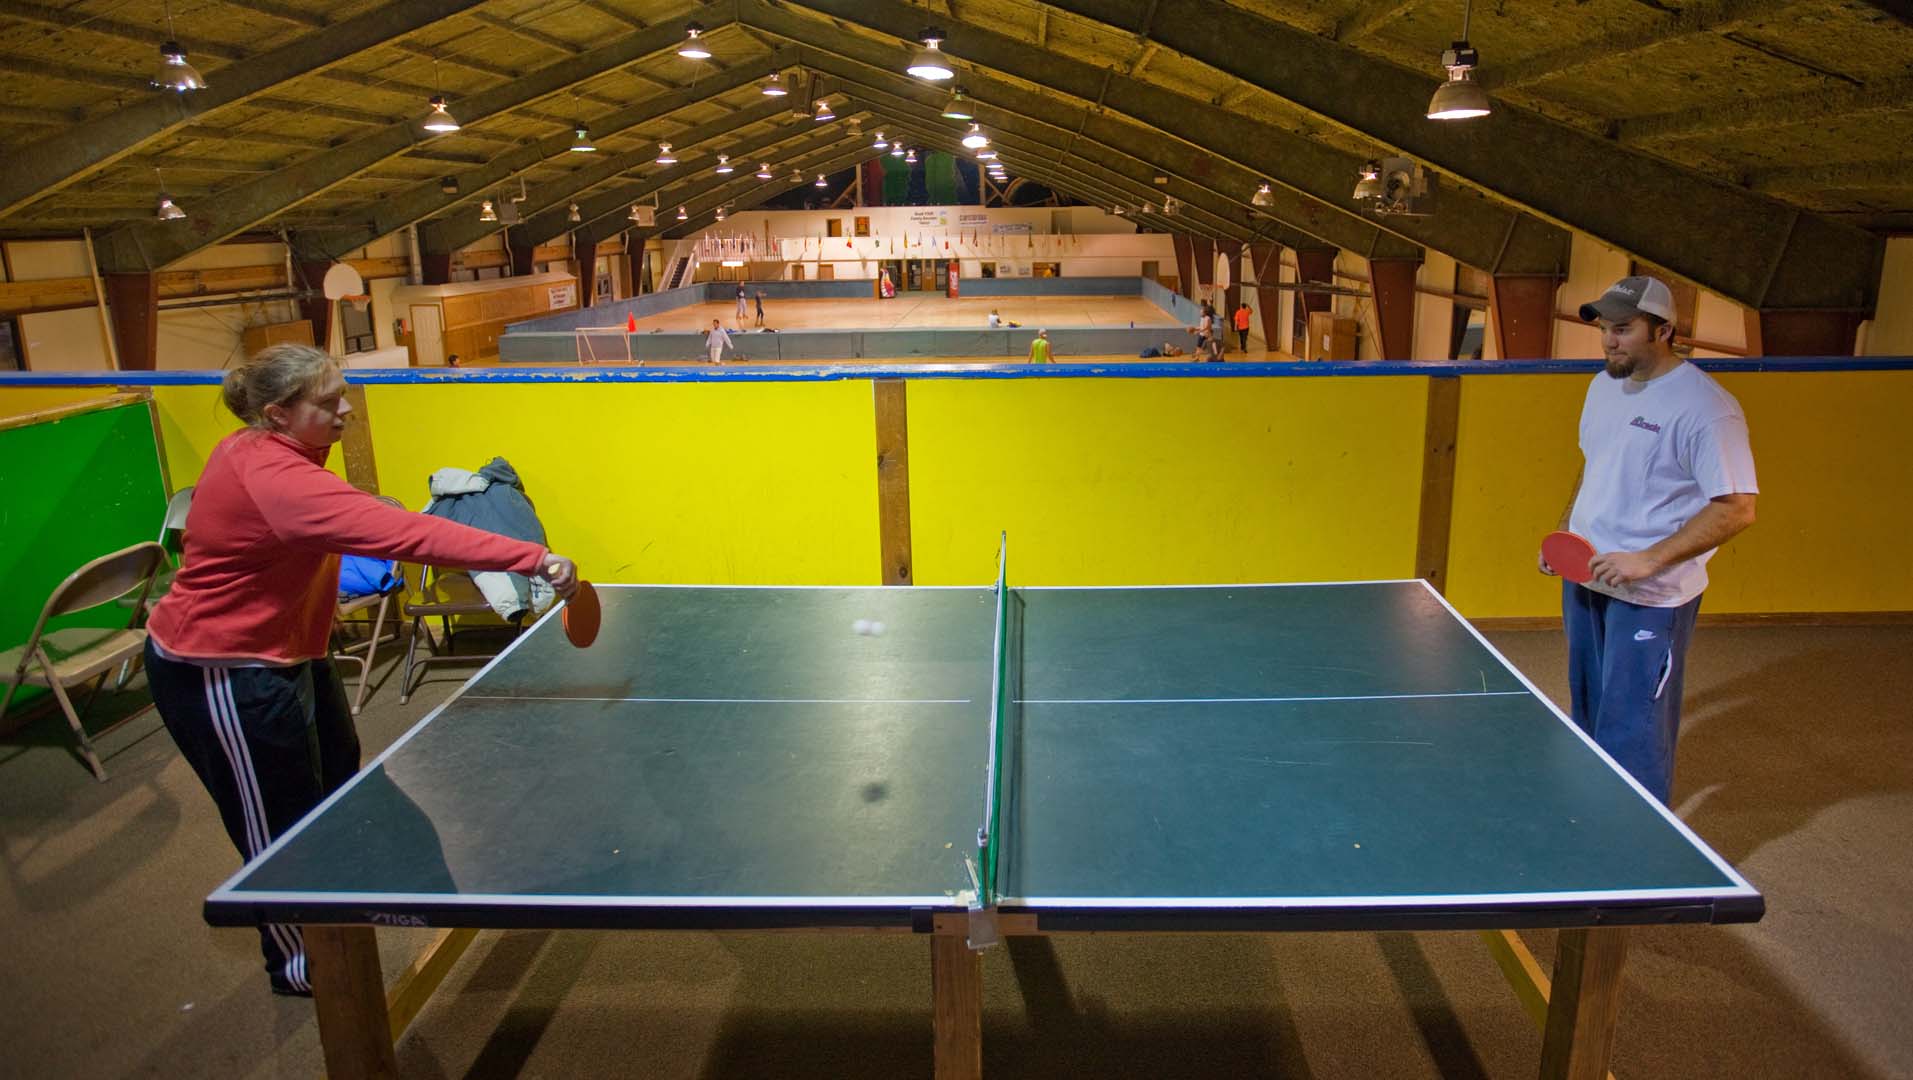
[306,925,399,1080]
[931,933,982,1080]
[1538,926,1628,1080]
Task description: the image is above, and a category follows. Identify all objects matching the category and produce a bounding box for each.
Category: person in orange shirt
[1233,302,1253,353]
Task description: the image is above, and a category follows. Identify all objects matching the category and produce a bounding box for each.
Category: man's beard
[1604,353,1639,379]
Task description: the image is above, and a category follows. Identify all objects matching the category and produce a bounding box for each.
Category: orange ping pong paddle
[1540,530,1596,585]
[560,578,601,648]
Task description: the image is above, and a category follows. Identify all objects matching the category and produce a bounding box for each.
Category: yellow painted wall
[360,381,879,585]
[907,376,1429,585]
[1447,369,1913,617]
[148,385,349,489]
[1446,374,1587,618]
[0,386,117,421]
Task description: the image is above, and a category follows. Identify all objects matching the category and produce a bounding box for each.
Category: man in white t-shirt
[1541,275,1758,803]
[705,319,734,364]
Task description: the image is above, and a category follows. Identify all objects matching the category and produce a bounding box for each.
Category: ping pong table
[207,576,1761,1079]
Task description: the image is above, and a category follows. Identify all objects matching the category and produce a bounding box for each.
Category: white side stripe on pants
[203,667,309,992]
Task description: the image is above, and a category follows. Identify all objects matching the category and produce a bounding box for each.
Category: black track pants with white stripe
[144,640,362,993]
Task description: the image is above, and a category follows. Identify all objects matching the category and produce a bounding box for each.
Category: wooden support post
[101,272,159,371]
[873,379,913,586]
[1416,375,1461,593]
[1488,274,1561,360]
[1171,234,1195,300]
[306,925,399,1080]
[931,933,982,1080]
[1190,236,1215,305]
[1539,927,1629,1080]
[297,260,334,353]
[340,383,380,494]
[1369,257,1423,360]
[419,252,453,286]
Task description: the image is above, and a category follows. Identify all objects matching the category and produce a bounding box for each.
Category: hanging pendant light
[814,99,835,121]
[154,169,185,220]
[715,154,734,174]
[678,22,712,60]
[1427,0,1491,120]
[479,199,498,223]
[940,88,974,120]
[789,168,804,183]
[656,142,677,165]
[676,205,688,221]
[906,29,956,81]
[422,95,460,132]
[760,72,788,96]
[151,2,204,91]
[890,143,906,158]
[1252,181,1274,207]
[815,173,829,187]
[756,163,774,179]
[961,123,989,149]
[873,131,888,149]
[905,148,918,164]
[569,126,595,152]
[569,203,582,223]
[975,148,996,161]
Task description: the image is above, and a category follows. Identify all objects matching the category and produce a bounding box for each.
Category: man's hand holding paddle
[1539,531,1660,589]
[539,554,580,598]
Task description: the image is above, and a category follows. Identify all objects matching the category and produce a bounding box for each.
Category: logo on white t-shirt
[1629,415,1662,434]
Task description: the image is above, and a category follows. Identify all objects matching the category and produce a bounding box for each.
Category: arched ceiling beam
[91,5,741,273]
[0,0,492,218]
[1032,0,1882,311]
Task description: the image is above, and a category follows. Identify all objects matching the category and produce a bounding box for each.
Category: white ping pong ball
[870,621,886,636]
[852,619,871,635]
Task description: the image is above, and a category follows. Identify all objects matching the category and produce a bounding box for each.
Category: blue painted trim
[5,357,1910,388]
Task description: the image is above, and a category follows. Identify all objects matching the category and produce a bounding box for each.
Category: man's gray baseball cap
[1579,275,1676,323]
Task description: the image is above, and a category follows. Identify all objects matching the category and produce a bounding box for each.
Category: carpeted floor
[2,621,1908,1079]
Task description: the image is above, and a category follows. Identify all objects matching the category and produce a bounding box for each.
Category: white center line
[464,695,974,705]
[1015,691,1533,705]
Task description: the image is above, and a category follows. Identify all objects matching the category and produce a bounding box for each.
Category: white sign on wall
[993,223,1033,234]
[548,283,577,308]
[907,209,949,226]
[958,212,988,226]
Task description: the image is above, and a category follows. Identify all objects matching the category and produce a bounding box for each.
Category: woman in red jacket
[144,344,577,996]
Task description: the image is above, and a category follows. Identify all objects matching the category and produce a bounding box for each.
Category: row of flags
[772,233,1082,259]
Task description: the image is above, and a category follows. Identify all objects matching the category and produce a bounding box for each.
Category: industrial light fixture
[814,99,835,121]
[678,21,712,60]
[1353,161,1384,201]
[479,198,497,223]
[715,154,734,174]
[1112,205,1126,216]
[961,123,989,149]
[676,205,688,221]
[905,148,918,164]
[1427,0,1490,120]
[756,162,773,179]
[569,202,582,222]
[789,168,804,183]
[975,148,996,161]
[438,175,459,194]
[907,28,955,81]
[890,143,906,158]
[153,169,184,220]
[656,142,677,165]
[627,203,642,222]
[815,173,829,187]
[715,205,726,221]
[151,2,204,91]
[420,58,457,132]
[1251,181,1274,207]
[873,131,888,149]
[569,126,595,152]
[761,72,788,96]
[940,88,974,120]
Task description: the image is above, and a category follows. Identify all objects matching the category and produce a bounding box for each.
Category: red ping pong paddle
[560,579,601,648]
[1541,530,1596,585]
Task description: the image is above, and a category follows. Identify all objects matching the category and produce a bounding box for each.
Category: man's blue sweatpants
[1562,582,1703,805]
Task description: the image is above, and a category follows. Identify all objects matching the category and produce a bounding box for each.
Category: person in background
[143,344,578,997]
[1234,302,1253,352]
[706,319,735,364]
[988,309,1002,328]
[735,283,749,323]
[1028,329,1053,363]
[754,290,767,328]
[1541,275,1758,804]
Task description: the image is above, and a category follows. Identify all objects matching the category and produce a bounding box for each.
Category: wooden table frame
[304,915,1627,1080]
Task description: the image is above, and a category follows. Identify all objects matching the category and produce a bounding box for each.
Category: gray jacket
[423,458,553,621]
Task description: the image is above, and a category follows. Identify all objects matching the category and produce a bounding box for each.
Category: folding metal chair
[331,496,407,716]
[0,542,168,781]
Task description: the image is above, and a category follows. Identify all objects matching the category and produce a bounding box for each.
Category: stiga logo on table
[366,911,430,927]
[1630,416,1663,434]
